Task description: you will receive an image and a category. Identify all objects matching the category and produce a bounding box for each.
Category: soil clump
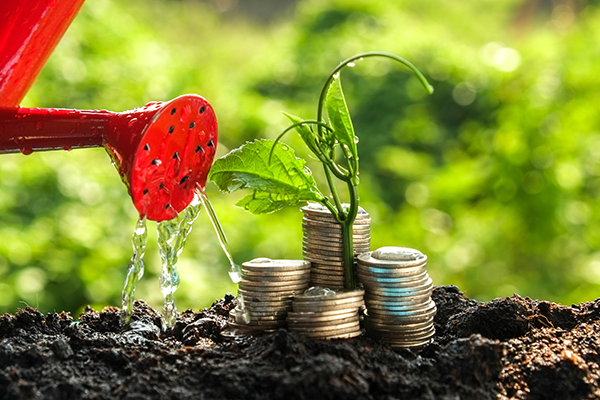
[1,285,599,399]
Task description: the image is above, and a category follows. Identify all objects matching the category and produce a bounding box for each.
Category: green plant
[209,52,432,289]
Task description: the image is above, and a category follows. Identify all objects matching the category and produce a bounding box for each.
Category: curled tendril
[316,51,434,140]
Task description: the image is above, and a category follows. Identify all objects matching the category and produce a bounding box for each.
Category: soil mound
[1,286,599,399]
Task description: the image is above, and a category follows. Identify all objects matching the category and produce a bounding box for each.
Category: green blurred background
[1,0,599,315]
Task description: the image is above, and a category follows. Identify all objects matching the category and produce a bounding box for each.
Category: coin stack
[357,247,436,350]
[302,202,371,290]
[227,258,311,335]
[286,287,364,339]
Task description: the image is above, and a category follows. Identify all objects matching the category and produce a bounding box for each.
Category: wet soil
[1,285,599,400]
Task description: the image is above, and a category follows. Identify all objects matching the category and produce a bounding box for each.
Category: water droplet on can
[35,121,44,131]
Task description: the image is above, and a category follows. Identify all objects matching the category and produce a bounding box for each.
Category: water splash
[121,217,148,324]
[157,191,202,328]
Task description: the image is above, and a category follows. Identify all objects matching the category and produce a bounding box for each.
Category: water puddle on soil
[121,187,242,328]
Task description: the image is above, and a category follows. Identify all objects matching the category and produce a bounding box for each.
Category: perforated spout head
[104,94,218,221]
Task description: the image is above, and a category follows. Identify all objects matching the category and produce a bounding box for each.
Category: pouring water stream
[122,186,242,327]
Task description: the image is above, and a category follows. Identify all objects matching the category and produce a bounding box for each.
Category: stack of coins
[357,247,436,350]
[227,258,311,335]
[286,287,364,339]
[302,203,371,290]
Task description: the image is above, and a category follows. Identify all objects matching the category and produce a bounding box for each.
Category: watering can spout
[0,95,218,222]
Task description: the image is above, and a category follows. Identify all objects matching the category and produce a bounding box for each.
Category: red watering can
[0,0,218,222]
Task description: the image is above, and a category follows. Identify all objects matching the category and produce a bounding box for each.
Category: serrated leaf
[208,139,325,214]
[326,76,358,161]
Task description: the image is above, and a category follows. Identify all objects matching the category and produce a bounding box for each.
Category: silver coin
[357,273,430,290]
[304,217,371,227]
[303,242,371,254]
[310,269,345,277]
[294,326,362,340]
[303,226,371,234]
[302,223,371,235]
[243,258,310,268]
[239,280,309,289]
[286,307,359,318]
[307,259,346,267]
[245,304,292,313]
[356,266,428,284]
[239,278,310,287]
[304,254,346,263]
[366,319,435,333]
[358,252,427,268]
[231,312,286,325]
[364,297,431,309]
[359,280,432,291]
[301,202,366,212]
[368,326,435,340]
[287,315,359,327]
[290,327,362,340]
[237,289,297,300]
[301,203,369,217]
[302,213,371,223]
[308,277,346,286]
[292,297,364,310]
[286,314,358,324]
[365,277,433,294]
[230,309,284,325]
[294,289,364,301]
[368,311,435,325]
[357,267,428,280]
[364,290,433,303]
[369,298,436,313]
[309,277,346,286]
[237,290,296,301]
[288,320,359,333]
[241,275,310,284]
[242,266,311,274]
[300,206,370,220]
[310,263,345,271]
[308,280,346,289]
[292,301,364,314]
[242,266,312,274]
[242,269,312,277]
[305,248,371,260]
[370,301,436,318]
[366,303,436,315]
[243,312,288,321]
[304,231,372,240]
[364,318,433,331]
[303,235,371,245]
[243,303,293,312]
[378,338,433,349]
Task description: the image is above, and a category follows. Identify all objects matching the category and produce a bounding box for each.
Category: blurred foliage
[1,0,600,315]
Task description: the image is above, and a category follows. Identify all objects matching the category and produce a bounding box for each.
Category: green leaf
[208,139,325,214]
[326,76,358,163]
[282,112,317,148]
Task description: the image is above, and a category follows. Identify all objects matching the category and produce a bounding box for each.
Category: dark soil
[1,286,599,400]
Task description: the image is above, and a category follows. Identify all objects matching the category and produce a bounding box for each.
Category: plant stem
[342,180,359,289]
[341,218,355,289]
[324,165,344,219]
